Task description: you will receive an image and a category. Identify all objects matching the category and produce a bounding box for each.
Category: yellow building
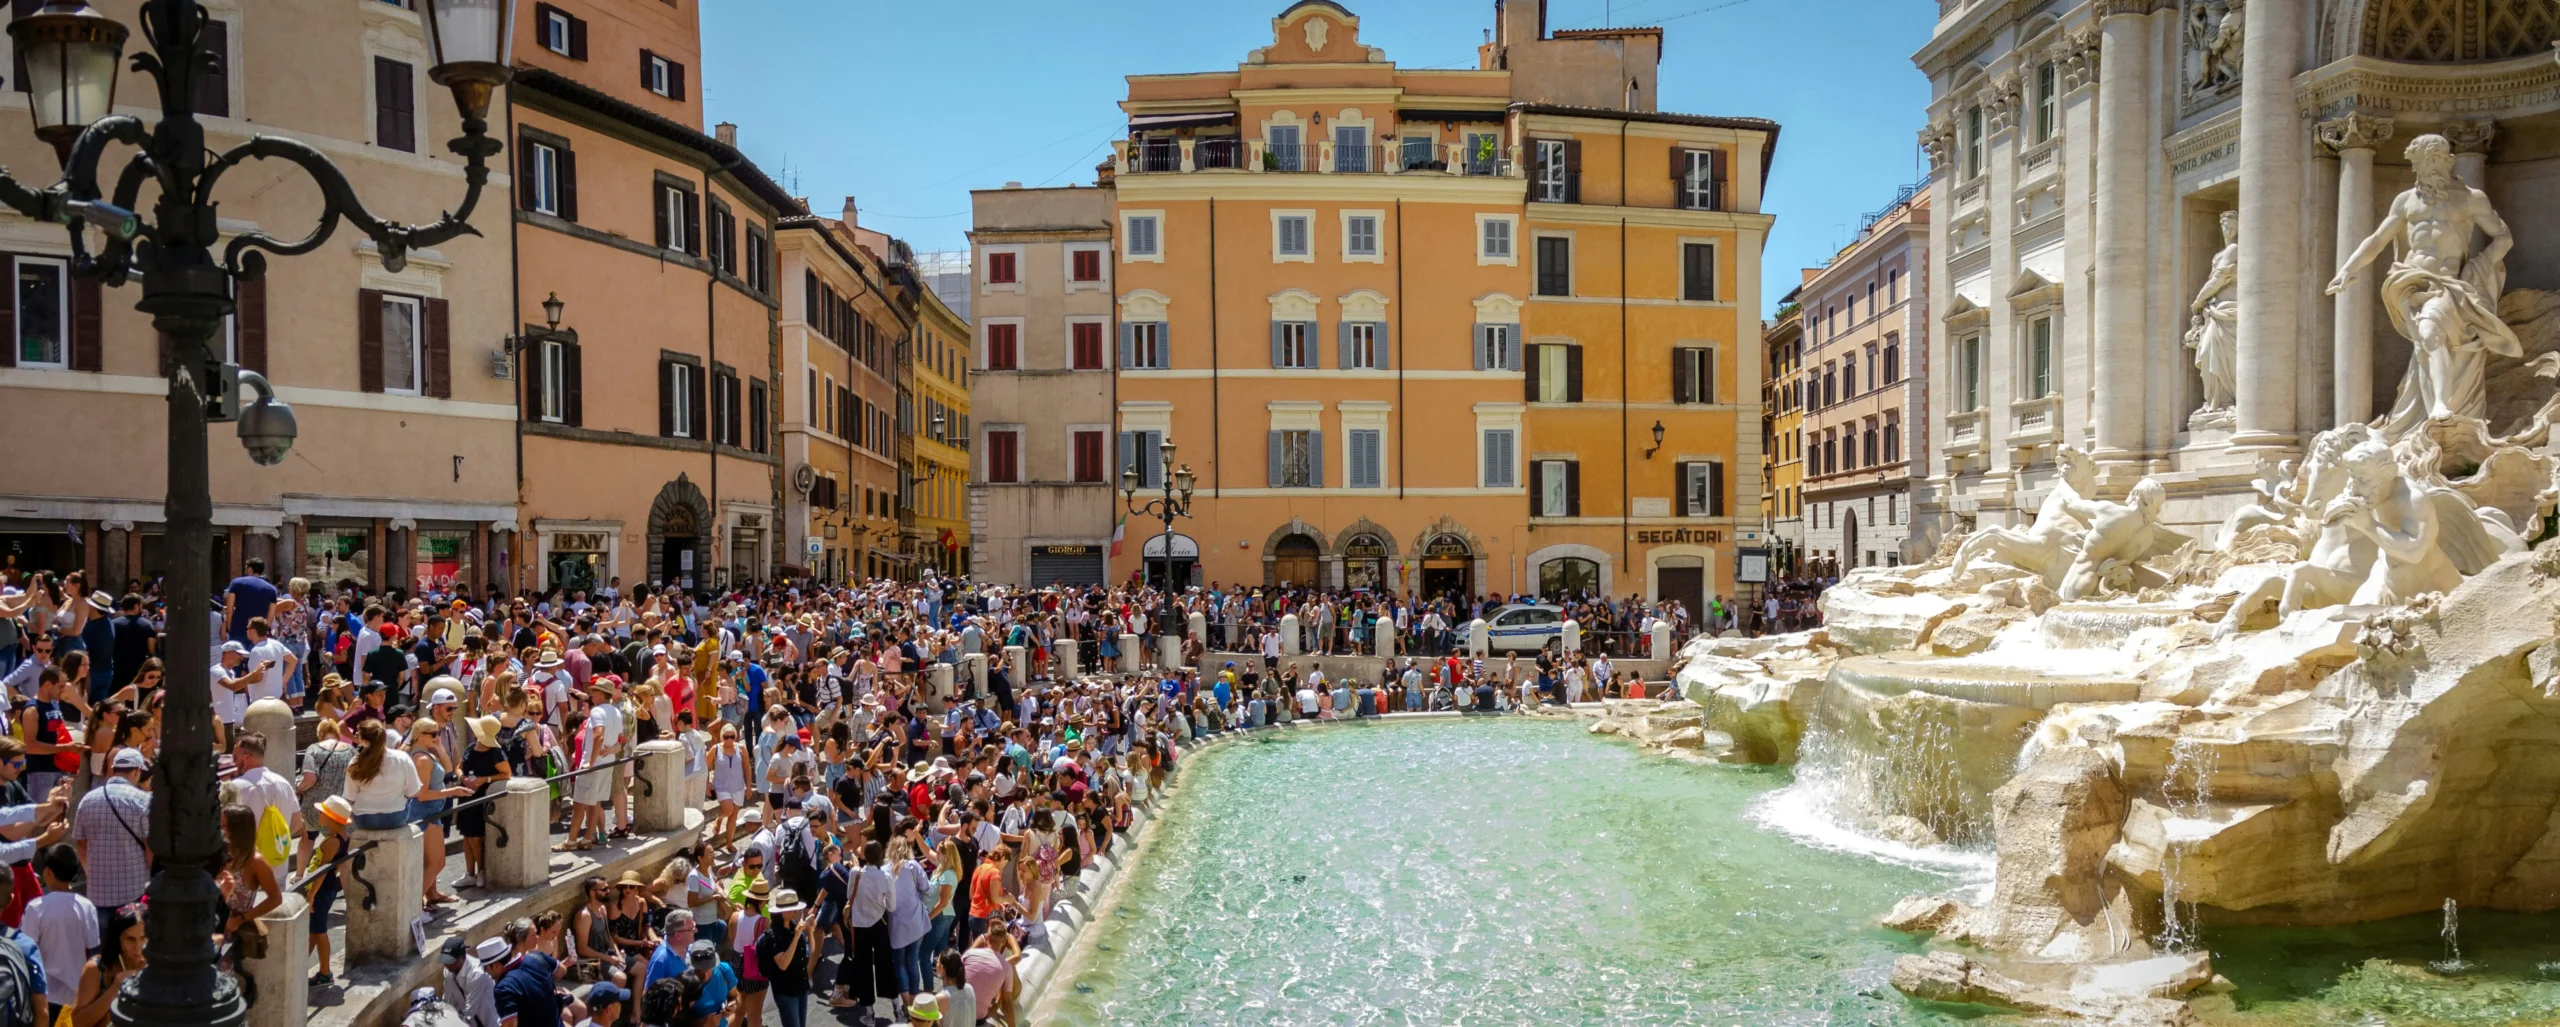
[1107,0,1777,609]
[911,287,973,576]
[1763,304,1805,577]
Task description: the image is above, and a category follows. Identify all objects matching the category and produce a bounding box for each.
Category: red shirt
[968,862,1004,918]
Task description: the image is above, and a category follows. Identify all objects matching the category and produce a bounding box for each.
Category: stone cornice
[2294,52,2560,122]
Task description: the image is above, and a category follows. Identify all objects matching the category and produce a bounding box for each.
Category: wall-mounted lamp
[1643,419,1666,459]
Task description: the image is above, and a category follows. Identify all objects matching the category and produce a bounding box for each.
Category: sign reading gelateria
[1630,527,1724,545]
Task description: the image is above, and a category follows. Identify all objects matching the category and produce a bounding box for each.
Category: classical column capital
[2315,113,2395,155]
[1983,70,2024,135]
[388,518,418,532]
[2054,23,2102,92]
[2442,118,2498,155]
[1919,117,1957,173]
[100,520,135,533]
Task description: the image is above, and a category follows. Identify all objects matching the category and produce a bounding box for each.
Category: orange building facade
[1100,0,1776,612]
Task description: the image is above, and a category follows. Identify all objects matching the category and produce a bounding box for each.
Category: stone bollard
[1651,622,1673,662]
[1563,618,1582,655]
[487,777,552,890]
[1376,618,1397,660]
[242,892,311,1027]
[242,698,296,755]
[1158,634,1182,671]
[930,663,955,704]
[1118,633,1141,673]
[1468,618,1489,657]
[1187,611,1207,647]
[1003,644,1026,685]
[346,823,424,963]
[1280,614,1302,655]
[632,740,690,834]
[1055,639,1078,681]
[967,653,988,698]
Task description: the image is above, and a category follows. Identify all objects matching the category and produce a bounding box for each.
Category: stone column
[242,893,311,1027]
[632,739,689,833]
[1116,633,1141,672]
[2321,114,2393,427]
[1004,644,1026,683]
[1054,639,1078,681]
[1187,611,1207,647]
[2091,1,2151,466]
[928,663,955,710]
[1158,634,1183,671]
[487,777,551,890]
[1375,618,1396,660]
[1650,622,1673,661]
[2233,0,2308,453]
[2445,119,2496,188]
[1467,618,1489,657]
[241,698,295,754]
[346,824,423,963]
[1279,614,1302,655]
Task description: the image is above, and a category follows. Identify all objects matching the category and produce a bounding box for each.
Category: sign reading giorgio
[1630,527,1725,545]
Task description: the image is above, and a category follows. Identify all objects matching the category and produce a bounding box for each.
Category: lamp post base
[111,866,246,1027]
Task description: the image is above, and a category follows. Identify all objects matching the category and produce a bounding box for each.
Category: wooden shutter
[1702,349,1715,404]
[670,60,687,102]
[1709,147,1729,212]
[1708,460,1727,516]
[653,184,671,249]
[375,57,414,152]
[1671,346,1690,404]
[1471,325,1487,371]
[565,339,585,425]
[1670,146,1688,184]
[1565,345,1583,402]
[1527,460,1543,518]
[357,289,384,392]
[1563,139,1581,204]
[516,133,537,211]
[68,276,100,372]
[1674,461,1693,516]
[195,18,229,118]
[683,190,701,256]
[658,359,675,436]
[1308,430,1324,487]
[568,11,588,59]
[1269,322,1284,368]
[0,256,16,368]
[1118,323,1133,370]
[1267,431,1284,488]
[1523,343,1540,402]
[424,297,451,398]
[1566,460,1581,516]
[558,144,579,221]
[1336,321,1351,370]
[236,277,266,374]
[690,363,708,437]
[520,336,545,419]
[1375,323,1391,371]
[640,49,657,91]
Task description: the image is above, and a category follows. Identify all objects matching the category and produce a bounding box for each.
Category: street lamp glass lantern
[541,291,564,329]
[1174,463,1195,497]
[421,0,518,121]
[8,2,126,151]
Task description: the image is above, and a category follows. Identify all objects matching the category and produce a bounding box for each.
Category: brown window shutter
[557,144,578,221]
[1669,146,1686,181]
[520,334,544,419]
[1709,460,1727,516]
[1566,460,1581,517]
[0,254,17,368]
[1527,461,1543,518]
[69,276,101,372]
[670,60,686,102]
[1710,148,1729,211]
[569,13,588,60]
[1523,343,1540,402]
[195,18,229,118]
[653,184,670,249]
[683,191,700,256]
[1565,344,1582,402]
[357,288,384,392]
[1675,461,1693,517]
[515,131,535,210]
[563,339,584,426]
[1563,139,1581,204]
[658,359,675,436]
[1670,346,1690,403]
[690,362,707,436]
[235,277,266,374]
[640,49,656,92]
[424,297,451,398]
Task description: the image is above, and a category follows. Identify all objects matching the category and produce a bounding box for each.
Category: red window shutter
[357,289,385,392]
[235,277,267,374]
[1071,249,1099,282]
[68,276,100,372]
[1071,321,1102,369]
[424,296,451,398]
[0,254,15,368]
[988,323,1017,370]
[989,252,1015,284]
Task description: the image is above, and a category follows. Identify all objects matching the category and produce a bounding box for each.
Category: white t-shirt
[247,638,293,703]
[233,765,299,832]
[346,752,424,815]
[21,890,95,1002]
[1296,688,1319,715]
[582,703,624,768]
[211,661,251,723]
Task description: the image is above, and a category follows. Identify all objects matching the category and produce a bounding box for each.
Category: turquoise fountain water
[1043,718,1972,1027]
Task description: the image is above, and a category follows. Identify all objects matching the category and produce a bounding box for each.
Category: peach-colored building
[1797,188,1928,574]
[508,0,796,593]
[0,0,517,593]
[777,204,904,583]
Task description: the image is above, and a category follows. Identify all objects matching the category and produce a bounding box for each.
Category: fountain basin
[1835,651,2147,709]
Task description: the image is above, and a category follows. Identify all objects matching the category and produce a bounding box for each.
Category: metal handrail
[286,838,378,893]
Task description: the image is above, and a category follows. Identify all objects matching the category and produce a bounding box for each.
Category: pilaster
[2232,0,2307,455]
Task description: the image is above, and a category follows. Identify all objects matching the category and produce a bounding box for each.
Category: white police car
[1483,603,1569,653]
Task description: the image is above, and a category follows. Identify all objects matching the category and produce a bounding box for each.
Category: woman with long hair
[454,715,511,889]
[405,719,471,905]
[273,577,312,702]
[216,804,282,1005]
[72,904,144,1027]
[709,724,747,856]
[923,838,962,960]
[344,719,425,832]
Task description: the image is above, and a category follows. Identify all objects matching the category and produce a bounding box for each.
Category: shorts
[456,801,489,839]
[737,978,769,995]
[573,766,614,805]
[308,873,341,936]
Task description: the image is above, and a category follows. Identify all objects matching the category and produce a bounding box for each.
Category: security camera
[233,370,298,466]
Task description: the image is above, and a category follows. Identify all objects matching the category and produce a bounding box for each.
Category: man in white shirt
[565,677,623,850]
[230,732,301,840]
[243,617,295,708]
[351,606,386,686]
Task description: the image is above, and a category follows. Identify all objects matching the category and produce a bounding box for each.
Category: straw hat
[617,870,648,888]
[765,888,807,915]
[315,795,353,827]
[534,649,566,669]
[467,715,502,748]
[906,994,942,1022]
[745,879,771,903]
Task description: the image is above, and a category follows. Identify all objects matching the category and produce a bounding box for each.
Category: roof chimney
[842,196,859,228]
[714,122,737,146]
[1003,181,1023,189]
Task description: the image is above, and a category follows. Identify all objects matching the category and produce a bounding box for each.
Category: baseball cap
[220,641,248,654]
[584,982,629,1008]
[111,748,147,771]
[429,688,459,706]
[687,939,719,967]
[439,937,469,965]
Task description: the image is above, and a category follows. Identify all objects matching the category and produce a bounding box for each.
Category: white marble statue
[1946,446,2099,589]
[2058,479,2184,601]
[2330,439,2516,607]
[2187,0,2243,91]
[2185,210,2240,418]
[2217,425,2383,635]
[2329,133,2522,439]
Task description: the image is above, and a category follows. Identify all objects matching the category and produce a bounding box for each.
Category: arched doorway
[1271,534,1320,588]
[1341,532,1389,591]
[658,503,699,588]
[647,474,712,591]
[1419,533,1474,601]
[1843,508,1861,570]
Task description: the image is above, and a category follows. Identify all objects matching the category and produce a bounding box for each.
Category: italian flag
[1108,514,1128,557]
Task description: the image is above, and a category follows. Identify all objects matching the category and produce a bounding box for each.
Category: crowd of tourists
[0,560,1715,1027]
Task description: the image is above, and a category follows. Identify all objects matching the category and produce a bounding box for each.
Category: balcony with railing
[1113,135,1522,179]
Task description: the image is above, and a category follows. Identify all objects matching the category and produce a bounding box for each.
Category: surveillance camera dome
[237,397,298,467]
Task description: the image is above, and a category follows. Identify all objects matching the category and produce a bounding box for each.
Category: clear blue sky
[702,0,1935,317]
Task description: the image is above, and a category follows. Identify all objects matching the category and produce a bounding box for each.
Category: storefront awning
[1128,111,1236,132]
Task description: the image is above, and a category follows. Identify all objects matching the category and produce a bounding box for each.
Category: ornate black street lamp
[0,2,516,1025]
[1122,437,1195,628]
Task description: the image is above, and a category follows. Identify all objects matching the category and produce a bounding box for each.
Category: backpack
[0,930,36,1027]
[776,826,819,898]
[255,803,294,868]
